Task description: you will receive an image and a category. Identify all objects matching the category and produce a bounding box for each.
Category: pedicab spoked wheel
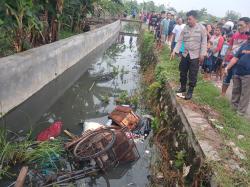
[73,128,116,160]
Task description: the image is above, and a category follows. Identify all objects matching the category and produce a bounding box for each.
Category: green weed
[115,91,139,107]
[25,139,65,171]
[147,81,162,99]
[139,31,156,69]
[151,117,160,131]
[101,95,110,104]
[174,150,186,169]
[0,128,32,179]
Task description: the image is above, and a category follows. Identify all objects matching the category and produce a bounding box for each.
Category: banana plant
[34,0,64,43]
[0,0,124,56]
[1,0,43,52]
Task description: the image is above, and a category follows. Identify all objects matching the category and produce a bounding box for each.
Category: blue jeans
[223,68,234,85]
[212,56,222,72]
[203,57,213,73]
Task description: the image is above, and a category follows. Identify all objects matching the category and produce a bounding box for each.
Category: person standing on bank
[224,31,250,116]
[170,10,207,100]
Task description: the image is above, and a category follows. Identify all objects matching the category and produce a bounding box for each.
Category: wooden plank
[14,166,28,187]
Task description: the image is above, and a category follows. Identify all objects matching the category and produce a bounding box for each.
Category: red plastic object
[36,121,63,141]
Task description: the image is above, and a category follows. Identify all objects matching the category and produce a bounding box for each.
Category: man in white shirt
[171,18,186,52]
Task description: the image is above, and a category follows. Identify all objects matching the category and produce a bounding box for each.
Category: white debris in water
[83,122,104,132]
[127,183,136,186]
[133,138,144,144]
[105,119,112,126]
[145,150,150,154]
[183,164,191,177]
[48,118,54,123]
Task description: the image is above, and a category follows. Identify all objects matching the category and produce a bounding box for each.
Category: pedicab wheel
[73,128,116,160]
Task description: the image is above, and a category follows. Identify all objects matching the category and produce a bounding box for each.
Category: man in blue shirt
[225,31,250,115]
[160,11,169,46]
[168,13,176,45]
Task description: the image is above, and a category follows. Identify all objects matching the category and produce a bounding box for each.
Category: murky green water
[35,35,141,135]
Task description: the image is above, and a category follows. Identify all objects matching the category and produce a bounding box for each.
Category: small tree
[225,10,241,21]
[1,0,43,52]
[166,7,177,14]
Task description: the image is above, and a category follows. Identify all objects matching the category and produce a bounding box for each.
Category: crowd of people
[142,10,250,117]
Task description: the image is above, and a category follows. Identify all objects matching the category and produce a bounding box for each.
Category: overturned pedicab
[23,106,148,187]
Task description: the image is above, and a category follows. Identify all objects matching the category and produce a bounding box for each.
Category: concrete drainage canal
[0,25,211,187]
[0,26,157,186]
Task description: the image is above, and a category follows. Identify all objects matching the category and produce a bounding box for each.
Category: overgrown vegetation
[0,0,172,57]
[115,90,139,108]
[151,117,160,131]
[0,128,65,179]
[0,0,123,57]
[139,31,157,71]
[101,94,110,104]
[25,139,65,171]
[0,128,32,179]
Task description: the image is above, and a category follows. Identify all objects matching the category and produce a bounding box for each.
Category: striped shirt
[174,23,207,59]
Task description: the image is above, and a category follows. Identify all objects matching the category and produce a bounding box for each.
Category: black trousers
[179,55,199,88]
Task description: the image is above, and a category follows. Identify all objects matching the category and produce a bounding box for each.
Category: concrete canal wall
[0,20,121,115]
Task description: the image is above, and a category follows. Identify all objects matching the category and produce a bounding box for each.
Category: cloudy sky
[138,0,250,17]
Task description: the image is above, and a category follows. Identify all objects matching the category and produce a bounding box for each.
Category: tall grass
[0,127,65,179]
[25,139,65,171]
[0,128,29,179]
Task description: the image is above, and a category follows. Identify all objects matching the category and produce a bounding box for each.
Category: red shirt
[227,32,248,60]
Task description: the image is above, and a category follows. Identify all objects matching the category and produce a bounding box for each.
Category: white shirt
[172,24,186,42]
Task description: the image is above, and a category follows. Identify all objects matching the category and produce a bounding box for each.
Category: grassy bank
[142,31,250,186]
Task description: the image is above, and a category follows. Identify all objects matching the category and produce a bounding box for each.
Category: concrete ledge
[0,20,121,115]
[161,81,247,185]
[164,82,206,160]
[157,82,217,185]
[165,82,222,161]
